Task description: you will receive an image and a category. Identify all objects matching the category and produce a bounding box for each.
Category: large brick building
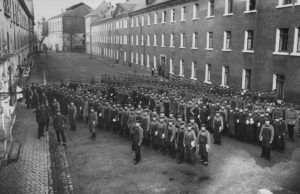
[0,0,35,160]
[45,2,91,52]
[86,0,300,104]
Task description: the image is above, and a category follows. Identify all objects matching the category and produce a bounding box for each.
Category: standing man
[197,124,211,166]
[51,98,61,116]
[259,117,274,161]
[88,108,98,141]
[53,110,67,146]
[184,123,197,165]
[286,105,297,141]
[36,104,47,139]
[132,116,143,165]
[68,102,77,131]
[212,111,224,145]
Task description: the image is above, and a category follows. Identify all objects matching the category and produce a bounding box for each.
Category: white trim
[223,31,231,50]
[192,4,199,20]
[204,81,212,84]
[190,61,197,80]
[272,74,277,91]
[242,69,246,90]
[136,53,139,65]
[205,64,211,83]
[244,10,257,14]
[224,0,233,16]
[170,9,176,23]
[147,54,150,67]
[180,33,185,48]
[141,53,144,66]
[290,52,300,56]
[206,15,215,19]
[242,50,254,53]
[179,60,184,76]
[154,56,157,69]
[161,34,165,47]
[292,27,300,54]
[170,33,174,47]
[207,0,214,17]
[141,16,144,26]
[276,4,293,8]
[154,34,157,46]
[222,49,232,52]
[272,52,290,56]
[181,6,186,21]
[169,58,174,74]
[223,13,234,16]
[161,11,166,24]
[154,12,158,24]
[147,34,150,46]
[205,48,214,51]
[147,14,151,25]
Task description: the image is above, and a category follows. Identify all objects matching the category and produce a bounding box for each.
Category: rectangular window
[169,58,174,74]
[141,16,144,26]
[192,32,198,49]
[245,69,251,90]
[279,28,289,52]
[225,0,233,15]
[181,6,186,21]
[124,51,127,62]
[180,33,186,48]
[193,4,199,19]
[161,34,165,47]
[131,18,134,27]
[154,56,157,69]
[162,11,166,23]
[205,64,212,83]
[222,66,229,86]
[136,53,139,64]
[147,34,150,46]
[154,34,157,46]
[136,17,139,27]
[247,0,256,11]
[170,9,175,22]
[131,35,134,45]
[292,27,300,54]
[206,32,213,49]
[247,30,254,50]
[179,60,184,76]
[170,33,174,47]
[141,35,144,45]
[208,0,215,17]
[131,52,134,63]
[147,14,151,25]
[147,54,150,67]
[223,31,231,50]
[136,35,139,45]
[191,61,197,80]
[154,12,158,24]
[141,54,144,66]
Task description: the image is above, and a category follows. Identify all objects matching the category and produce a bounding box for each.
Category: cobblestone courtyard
[0,53,299,194]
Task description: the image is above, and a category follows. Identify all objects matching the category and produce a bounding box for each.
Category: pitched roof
[49,3,91,20]
[66,2,86,11]
[86,1,112,17]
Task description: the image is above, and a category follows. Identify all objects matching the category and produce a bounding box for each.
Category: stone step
[7,141,21,163]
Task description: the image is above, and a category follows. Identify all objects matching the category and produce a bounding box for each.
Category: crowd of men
[23,74,300,165]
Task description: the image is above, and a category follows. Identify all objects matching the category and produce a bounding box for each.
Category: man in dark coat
[259,117,274,160]
[36,104,49,139]
[68,102,77,131]
[53,110,67,146]
[88,108,98,141]
[132,116,143,165]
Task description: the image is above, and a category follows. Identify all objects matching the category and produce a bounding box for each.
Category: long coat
[259,124,274,148]
[68,105,77,126]
[88,112,98,133]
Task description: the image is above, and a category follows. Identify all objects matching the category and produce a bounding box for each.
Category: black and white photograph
[0,0,300,193]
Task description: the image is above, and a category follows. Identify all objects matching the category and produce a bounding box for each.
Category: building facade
[0,0,35,160]
[86,0,300,104]
[45,2,91,52]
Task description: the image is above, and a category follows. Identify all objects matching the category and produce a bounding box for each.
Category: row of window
[91,0,300,33]
[91,27,300,55]
[48,20,62,32]
[3,0,30,30]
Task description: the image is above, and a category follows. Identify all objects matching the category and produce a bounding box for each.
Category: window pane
[247,30,254,50]
[209,32,213,48]
[297,28,300,52]
[228,0,233,13]
[226,31,231,49]
[279,28,288,52]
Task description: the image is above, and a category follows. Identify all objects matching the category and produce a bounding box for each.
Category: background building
[45,2,91,52]
[86,0,300,104]
[0,0,35,160]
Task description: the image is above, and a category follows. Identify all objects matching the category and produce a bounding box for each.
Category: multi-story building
[86,0,300,104]
[0,0,35,160]
[45,2,91,52]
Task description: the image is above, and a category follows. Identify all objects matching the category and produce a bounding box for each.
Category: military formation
[23,74,300,165]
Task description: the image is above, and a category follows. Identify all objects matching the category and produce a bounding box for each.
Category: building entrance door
[276,75,285,100]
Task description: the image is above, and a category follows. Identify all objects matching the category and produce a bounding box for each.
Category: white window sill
[276,4,293,9]
[161,45,166,48]
[169,46,175,48]
[154,23,158,25]
[154,45,157,47]
[170,21,176,23]
[147,24,151,26]
[191,47,199,50]
[179,46,186,49]
[169,72,175,75]
[205,48,213,51]
[290,52,300,56]
[180,19,187,22]
[161,22,166,24]
[223,13,234,16]
[295,3,300,6]
[222,48,232,52]
[191,17,199,21]
[206,15,215,19]
[179,74,185,77]
[190,77,197,80]
[273,51,289,56]
[204,81,212,84]
[242,50,254,53]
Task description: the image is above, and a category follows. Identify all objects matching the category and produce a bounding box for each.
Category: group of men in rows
[24,74,299,164]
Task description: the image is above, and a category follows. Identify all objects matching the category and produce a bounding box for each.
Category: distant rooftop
[66,2,86,11]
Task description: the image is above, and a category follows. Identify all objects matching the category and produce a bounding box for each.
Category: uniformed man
[132,116,143,165]
[150,115,159,150]
[68,102,77,131]
[177,120,185,164]
[53,110,67,146]
[88,107,98,141]
[158,115,168,154]
[184,123,197,165]
[212,111,224,145]
[167,119,177,158]
[197,124,211,166]
[259,117,274,160]
[285,105,297,141]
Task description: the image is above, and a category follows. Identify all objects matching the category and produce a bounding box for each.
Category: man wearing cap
[167,119,177,158]
[245,111,255,142]
[141,111,151,146]
[272,116,285,152]
[189,116,199,138]
[53,110,67,146]
[259,117,274,160]
[184,123,197,165]
[177,120,186,164]
[132,116,143,164]
[228,108,236,138]
[285,105,297,141]
[150,115,159,150]
[68,102,77,131]
[198,124,211,166]
[212,111,224,145]
[88,107,98,141]
[128,108,136,140]
[158,116,168,154]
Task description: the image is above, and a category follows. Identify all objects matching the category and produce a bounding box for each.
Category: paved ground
[0,103,51,194]
[13,52,300,194]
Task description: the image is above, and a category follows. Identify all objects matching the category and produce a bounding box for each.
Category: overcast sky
[33,0,125,22]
